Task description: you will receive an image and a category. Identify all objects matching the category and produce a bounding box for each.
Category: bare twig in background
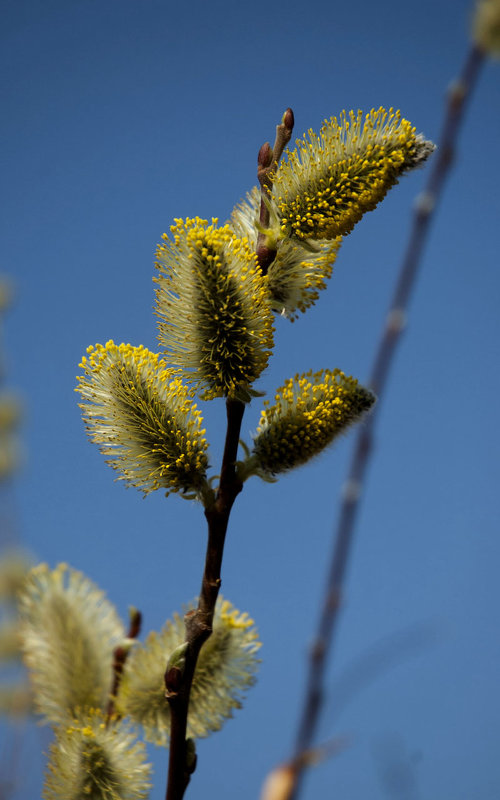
[261,737,348,800]
[285,42,486,800]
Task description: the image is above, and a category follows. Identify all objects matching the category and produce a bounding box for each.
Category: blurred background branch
[268,4,499,796]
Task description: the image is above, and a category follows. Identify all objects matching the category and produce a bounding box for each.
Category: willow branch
[165,108,296,799]
[287,43,485,799]
[164,398,245,800]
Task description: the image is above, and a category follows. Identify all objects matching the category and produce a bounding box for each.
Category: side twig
[257,108,294,273]
[106,608,142,723]
[288,43,485,799]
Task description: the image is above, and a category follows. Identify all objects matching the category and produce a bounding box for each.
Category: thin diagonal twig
[288,42,485,799]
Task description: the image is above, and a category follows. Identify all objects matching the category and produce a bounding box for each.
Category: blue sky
[2,1,500,798]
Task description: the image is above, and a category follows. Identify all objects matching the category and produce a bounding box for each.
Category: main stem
[165,108,293,800]
[164,398,245,800]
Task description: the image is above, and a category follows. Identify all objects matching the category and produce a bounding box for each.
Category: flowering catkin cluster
[75,107,432,494]
[20,564,152,800]
[116,597,261,745]
[44,710,151,800]
[21,106,433,799]
[155,217,274,400]
[77,341,209,498]
[238,370,375,480]
[19,564,262,799]
[473,0,500,55]
[272,107,434,241]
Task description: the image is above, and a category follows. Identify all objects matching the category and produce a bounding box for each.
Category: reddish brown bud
[283,107,294,131]
[165,665,183,696]
[258,142,273,168]
[128,608,142,639]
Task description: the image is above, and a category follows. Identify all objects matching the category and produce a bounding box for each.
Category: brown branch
[164,398,245,800]
[256,108,294,274]
[106,607,142,723]
[287,43,485,799]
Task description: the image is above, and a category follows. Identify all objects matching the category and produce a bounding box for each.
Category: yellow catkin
[251,369,375,475]
[76,341,209,496]
[155,218,274,400]
[273,108,434,241]
[116,596,261,746]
